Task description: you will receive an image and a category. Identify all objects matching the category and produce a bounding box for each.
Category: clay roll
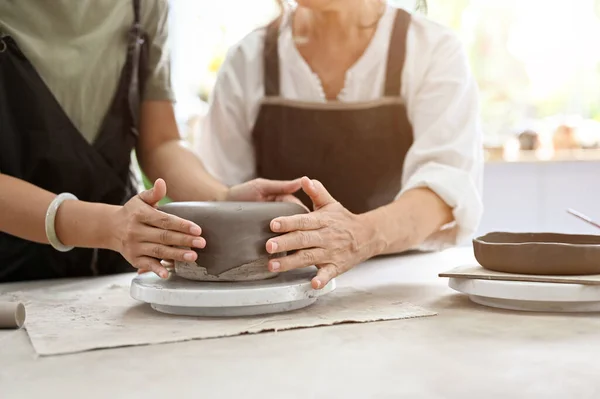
[0,301,26,329]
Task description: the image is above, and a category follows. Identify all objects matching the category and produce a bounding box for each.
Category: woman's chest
[295,38,375,100]
[282,51,388,103]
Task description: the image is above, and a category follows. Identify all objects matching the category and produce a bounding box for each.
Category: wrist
[56,200,121,251]
[100,204,124,252]
[357,211,388,259]
[363,204,417,255]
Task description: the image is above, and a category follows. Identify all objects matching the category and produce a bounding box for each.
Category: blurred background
[165,0,600,236]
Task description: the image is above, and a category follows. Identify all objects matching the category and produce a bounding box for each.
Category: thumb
[139,178,167,207]
[301,176,335,210]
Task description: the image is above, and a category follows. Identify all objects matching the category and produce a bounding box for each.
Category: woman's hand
[226,178,306,209]
[108,179,205,279]
[265,177,385,289]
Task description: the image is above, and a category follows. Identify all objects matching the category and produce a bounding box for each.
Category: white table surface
[1,247,600,399]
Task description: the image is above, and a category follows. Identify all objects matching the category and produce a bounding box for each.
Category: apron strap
[132,0,141,25]
[383,9,411,97]
[263,17,282,97]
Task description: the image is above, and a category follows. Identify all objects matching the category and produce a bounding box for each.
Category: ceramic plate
[449,277,600,312]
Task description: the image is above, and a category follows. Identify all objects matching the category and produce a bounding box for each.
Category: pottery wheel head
[159,201,307,280]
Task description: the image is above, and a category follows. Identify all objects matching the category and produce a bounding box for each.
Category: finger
[300,177,336,210]
[256,178,302,196]
[137,257,181,276]
[268,248,326,273]
[270,213,324,233]
[138,243,198,263]
[138,178,167,207]
[274,194,309,211]
[135,256,169,279]
[142,208,202,236]
[142,227,206,249]
[137,260,174,275]
[312,264,339,289]
[266,230,322,254]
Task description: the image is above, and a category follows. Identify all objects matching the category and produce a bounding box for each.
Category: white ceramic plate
[448,277,600,312]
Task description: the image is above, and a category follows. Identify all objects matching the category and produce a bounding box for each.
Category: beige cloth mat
[0,277,435,356]
[440,265,600,285]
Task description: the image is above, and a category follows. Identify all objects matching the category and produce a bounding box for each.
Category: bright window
[169,0,600,150]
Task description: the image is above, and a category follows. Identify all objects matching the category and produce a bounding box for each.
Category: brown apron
[252,9,414,214]
[0,0,148,282]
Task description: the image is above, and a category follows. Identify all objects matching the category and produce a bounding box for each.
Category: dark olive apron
[0,0,148,282]
[253,9,414,214]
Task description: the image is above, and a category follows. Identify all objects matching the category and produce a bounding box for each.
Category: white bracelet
[45,193,78,252]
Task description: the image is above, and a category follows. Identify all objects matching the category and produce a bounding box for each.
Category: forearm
[0,174,116,250]
[361,187,453,255]
[137,139,228,202]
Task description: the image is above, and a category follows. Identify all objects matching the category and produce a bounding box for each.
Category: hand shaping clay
[159,202,308,281]
[473,232,600,275]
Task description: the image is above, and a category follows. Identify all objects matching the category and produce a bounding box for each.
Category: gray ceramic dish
[473,232,600,275]
[159,201,307,277]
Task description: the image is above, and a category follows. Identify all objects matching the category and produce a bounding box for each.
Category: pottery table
[1,247,600,399]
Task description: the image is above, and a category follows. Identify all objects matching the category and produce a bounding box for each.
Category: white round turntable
[449,278,600,312]
[130,267,335,317]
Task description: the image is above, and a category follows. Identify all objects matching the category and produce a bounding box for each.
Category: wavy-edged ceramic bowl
[159,201,307,281]
[473,232,600,275]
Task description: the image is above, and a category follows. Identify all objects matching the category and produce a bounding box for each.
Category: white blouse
[197,6,484,247]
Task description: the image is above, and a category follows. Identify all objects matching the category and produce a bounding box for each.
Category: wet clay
[473,232,600,275]
[159,202,307,281]
[175,255,281,282]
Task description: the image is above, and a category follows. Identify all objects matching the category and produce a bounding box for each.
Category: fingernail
[309,180,316,190]
[192,239,204,248]
[271,261,280,271]
[313,279,321,289]
[269,241,278,252]
[190,225,202,235]
[272,221,281,231]
[184,252,196,261]
[160,270,168,279]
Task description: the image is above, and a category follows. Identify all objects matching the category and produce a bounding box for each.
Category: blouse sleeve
[399,27,484,248]
[196,32,265,186]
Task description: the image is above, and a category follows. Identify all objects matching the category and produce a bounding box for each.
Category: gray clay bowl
[159,201,307,276]
[473,232,600,275]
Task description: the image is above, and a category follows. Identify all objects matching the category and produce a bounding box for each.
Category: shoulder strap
[263,17,282,97]
[384,9,411,97]
[132,0,141,25]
